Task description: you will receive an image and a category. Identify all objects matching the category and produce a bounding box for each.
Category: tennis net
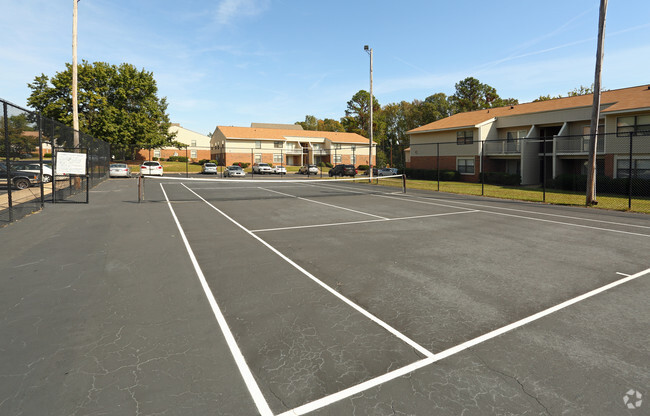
[137,174,406,203]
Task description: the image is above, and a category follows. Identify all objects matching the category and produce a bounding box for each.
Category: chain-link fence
[130,143,381,178]
[1,98,110,226]
[407,131,650,213]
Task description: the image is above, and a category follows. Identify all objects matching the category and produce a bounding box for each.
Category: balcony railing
[485,140,521,155]
[555,136,605,154]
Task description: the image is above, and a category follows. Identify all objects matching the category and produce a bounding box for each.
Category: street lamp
[364,45,373,180]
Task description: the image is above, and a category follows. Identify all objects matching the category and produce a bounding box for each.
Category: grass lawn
[402,179,650,214]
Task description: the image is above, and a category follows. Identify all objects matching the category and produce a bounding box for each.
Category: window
[334,154,342,163]
[274,141,283,148]
[273,153,282,163]
[457,157,475,174]
[191,140,197,147]
[255,141,261,149]
[153,149,161,158]
[617,158,650,179]
[333,143,342,150]
[350,154,356,164]
[457,130,473,145]
[617,115,650,136]
[254,153,262,163]
[312,143,321,150]
[191,150,197,158]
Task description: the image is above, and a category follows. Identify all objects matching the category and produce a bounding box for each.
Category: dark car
[328,164,357,177]
[0,162,41,189]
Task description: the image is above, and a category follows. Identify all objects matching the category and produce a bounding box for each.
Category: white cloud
[214,0,270,25]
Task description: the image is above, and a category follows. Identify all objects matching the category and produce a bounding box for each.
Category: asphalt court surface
[1,177,648,415]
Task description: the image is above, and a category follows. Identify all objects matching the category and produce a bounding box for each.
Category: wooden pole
[586,0,607,205]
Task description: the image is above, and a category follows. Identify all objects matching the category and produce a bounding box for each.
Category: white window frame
[273,153,282,163]
[333,143,342,150]
[457,130,474,145]
[457,157,475,175]
[153,149,161,158]
[350,154,356,165]
[334,154,342,164]
[191,140,197,147]
[255,140,262,149]
[254,153,262,163]
[191,150,197,158]
[274,141,283,148]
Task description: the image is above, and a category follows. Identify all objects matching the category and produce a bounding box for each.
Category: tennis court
[141,175,649,415]
[1,175,648,415]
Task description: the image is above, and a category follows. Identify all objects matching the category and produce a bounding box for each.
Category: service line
[278,266,650,415]
[251,210,480,233]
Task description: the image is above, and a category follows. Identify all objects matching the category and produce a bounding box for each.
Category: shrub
[167,156,177,162]
[44,153,52,158]
[480,172,521,186]
[405,168,460,181]
[234,162,250,168]
[358,164,369,171]
[317,161,327,168]
[152,157,158,161]
[176,156,188,162]
[198,159,209,165]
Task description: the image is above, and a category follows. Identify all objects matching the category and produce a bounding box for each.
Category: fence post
[480,140,485,196]
[3,102,13,222]
[542,136,547,202]
[38,113,45,209]
[628,131,633,210]
[186,147,189,178]
[436,143,440,191]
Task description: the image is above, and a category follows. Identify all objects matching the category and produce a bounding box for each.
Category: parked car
[16,163,55,182]
[140,161,163,176]
[201,162,218,174]
[272,165,287,175]
[328,164,357,177]
[109,163,131,178]
[224,165,246,177]
[298,164,319,175]
[377,168,396,176]
[252,163,273,174]
[0,162,41,189]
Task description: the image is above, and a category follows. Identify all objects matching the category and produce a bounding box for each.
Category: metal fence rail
[407,132,650,213]
[1,98,110,226]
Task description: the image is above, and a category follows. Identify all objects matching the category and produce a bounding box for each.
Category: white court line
[278,267,650,415]
[251,210,480,233]
[401,193,650,230]
[616,272,631,277]
[180,183,434,359]
[260,187,389,220]
[160,184,273,416]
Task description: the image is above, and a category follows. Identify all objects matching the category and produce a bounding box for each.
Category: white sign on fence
[55,152,87,175]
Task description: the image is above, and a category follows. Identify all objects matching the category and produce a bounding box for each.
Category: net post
[402,174,406,193]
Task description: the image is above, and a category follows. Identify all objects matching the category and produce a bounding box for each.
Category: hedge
[480,172,521,186]
[551,174,650,197]
[405,168,460,181]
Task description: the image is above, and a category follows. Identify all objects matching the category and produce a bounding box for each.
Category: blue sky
[1,0,649,136]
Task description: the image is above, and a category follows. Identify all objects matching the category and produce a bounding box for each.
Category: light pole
[364,45,373,180]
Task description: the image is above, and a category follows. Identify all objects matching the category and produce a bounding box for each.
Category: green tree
[341,90,380,137]
[450,77,518,112]
[567,84,594,97]
[0,113,38,158]
[27,61,174,158]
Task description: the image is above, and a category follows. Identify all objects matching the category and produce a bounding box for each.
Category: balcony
[555,136,605,154]
[485,140,521,155]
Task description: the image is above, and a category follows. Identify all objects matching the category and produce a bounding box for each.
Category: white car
[140,161,163,176]
[377,168,395,177]
[16,163,55,182]
[299,164,319,175]
[272,166,287,175]
[224,165,246,177]
[202,162,218,174]
[109,163,131,178]
[252,163,273,174]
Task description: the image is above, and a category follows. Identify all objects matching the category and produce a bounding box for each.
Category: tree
[0,113,38,158]
[450,77,518,113]
[27,61,175,159]
[341,90,380,137]
[567,84,594,97]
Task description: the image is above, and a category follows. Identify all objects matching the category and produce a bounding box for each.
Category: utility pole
[72,0,80,148]
[586,0,607,205]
